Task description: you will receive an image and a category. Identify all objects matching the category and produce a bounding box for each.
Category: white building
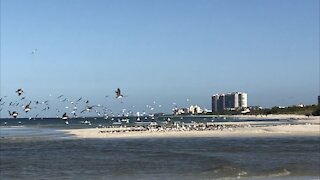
[173,107,189,115]
[173,105,204,115]
[189,105,203,114]
[212,92,248,112]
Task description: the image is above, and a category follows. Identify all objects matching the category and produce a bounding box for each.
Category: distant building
[212,92,248,113]
[173,105,204,115]
[248,106,263,110]
[189,105,203,115]
[173,107,189,115]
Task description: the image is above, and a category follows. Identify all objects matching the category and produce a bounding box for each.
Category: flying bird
[8,111,18,118]
[62,113,69,124]
[61,98,68,102]
[16,89,24,96]
[115,88,123,98]
[31,48,38,54]
[80,105,96,113]
[23,101,32,112]
[76,97,82,102]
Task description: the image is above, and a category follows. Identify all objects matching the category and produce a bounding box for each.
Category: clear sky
[1,0,319,116]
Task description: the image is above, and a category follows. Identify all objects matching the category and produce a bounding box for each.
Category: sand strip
[61,123,320,139]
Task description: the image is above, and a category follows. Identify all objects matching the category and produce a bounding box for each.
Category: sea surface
[0,117,319,180]
[0,116,287,129]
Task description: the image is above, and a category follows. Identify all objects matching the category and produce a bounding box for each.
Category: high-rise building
[212,92,248,112]
[211,95,219,112]
[239,93,247,108]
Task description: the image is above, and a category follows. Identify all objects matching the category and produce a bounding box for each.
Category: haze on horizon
[1,0,319,117]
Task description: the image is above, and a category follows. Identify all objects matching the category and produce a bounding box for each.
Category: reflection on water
[0,131,319,180]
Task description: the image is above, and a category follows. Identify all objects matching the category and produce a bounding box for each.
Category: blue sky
[1,0,319,116]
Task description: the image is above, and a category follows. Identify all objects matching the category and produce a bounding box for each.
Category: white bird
[8,111,18,118]
[115,88,123,98]
[62,113,69,124]
[24,101,32,112]
[62,113,68,120]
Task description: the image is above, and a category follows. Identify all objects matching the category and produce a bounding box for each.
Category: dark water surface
[0,127,319,180]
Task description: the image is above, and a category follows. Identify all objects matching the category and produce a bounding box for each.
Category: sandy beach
[62,115,320,139]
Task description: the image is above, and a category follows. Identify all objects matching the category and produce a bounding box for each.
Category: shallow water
[0,116,284,129]
[0,128,319,180]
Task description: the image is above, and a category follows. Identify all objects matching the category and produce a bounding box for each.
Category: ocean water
[0,117,319,180]
[0,116,284,129]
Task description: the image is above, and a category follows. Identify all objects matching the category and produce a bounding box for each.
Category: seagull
[8,111,18,118]
[62,112,68,120]
[62,113,69,124]
[16,89,24,96]
[24,101,32,112]
[61,98,68,102]
[115,88,123,98]
[80,105,96,113]
[57,95,64,99]
[31,48,38,54]
[76,97,82,102]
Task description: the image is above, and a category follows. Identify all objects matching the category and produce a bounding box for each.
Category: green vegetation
[248,105,320,116]
[205,104,320,116]
[311,107,320,116]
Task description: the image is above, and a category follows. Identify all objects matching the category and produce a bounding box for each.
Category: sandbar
[62,116,320,139]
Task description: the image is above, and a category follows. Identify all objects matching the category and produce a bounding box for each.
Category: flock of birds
[0,88,169,125]
[0,49,197,125]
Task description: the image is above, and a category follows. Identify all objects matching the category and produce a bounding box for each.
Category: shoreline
[1,115,319,139]
[61,117,320,139]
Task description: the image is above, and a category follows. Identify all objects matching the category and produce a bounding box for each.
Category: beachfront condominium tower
[212,92,248,113]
